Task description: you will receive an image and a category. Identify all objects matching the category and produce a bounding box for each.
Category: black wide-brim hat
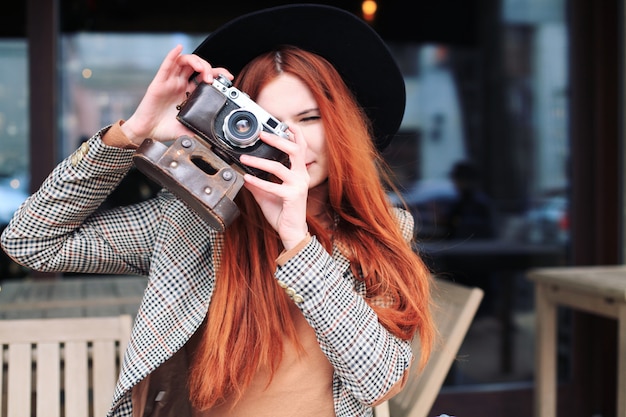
[193,3,405,151]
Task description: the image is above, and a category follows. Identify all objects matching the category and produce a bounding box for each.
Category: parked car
[522,193,569,244]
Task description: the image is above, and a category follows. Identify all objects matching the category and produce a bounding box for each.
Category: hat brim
[193,3,405,151]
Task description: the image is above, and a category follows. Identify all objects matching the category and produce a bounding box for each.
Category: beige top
[132,301,335,417]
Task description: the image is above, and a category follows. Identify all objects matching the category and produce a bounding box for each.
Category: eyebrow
[296,108,320,117]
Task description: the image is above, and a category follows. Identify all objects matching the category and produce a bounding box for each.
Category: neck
[307,181,332,227]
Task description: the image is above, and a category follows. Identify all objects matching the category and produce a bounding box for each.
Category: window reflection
[387,32,568,246]
[0,40,29,225]
[0,40,29,278]
[383,0,569,388]
[60,33,207,158]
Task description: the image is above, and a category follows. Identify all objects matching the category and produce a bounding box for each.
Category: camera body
[177,75,290,180]
[132,75,291,231]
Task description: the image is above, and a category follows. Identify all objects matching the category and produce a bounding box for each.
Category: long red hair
[189,45,435,409]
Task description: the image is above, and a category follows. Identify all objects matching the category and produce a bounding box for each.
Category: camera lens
[223,109,261,147]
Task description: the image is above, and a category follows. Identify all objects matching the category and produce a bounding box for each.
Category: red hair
[189,46,435,409]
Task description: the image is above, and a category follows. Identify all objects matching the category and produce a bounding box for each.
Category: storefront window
[0,40,29,277]
[383,0,569,387]
[0,41,29,223]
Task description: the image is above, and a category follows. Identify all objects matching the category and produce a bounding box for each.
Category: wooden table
[528,265,626,417]
[0,275,146,319]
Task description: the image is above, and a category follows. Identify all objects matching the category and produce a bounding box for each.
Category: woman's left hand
[239,125,310,250]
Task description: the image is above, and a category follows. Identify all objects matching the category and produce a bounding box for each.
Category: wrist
[281,229,310,251]
[276,232,312,266]
[118,119,146,148]
[101,120,139,149]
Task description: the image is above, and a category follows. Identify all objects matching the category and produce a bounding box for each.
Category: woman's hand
[120,45,232,147]
[240,125,310,250]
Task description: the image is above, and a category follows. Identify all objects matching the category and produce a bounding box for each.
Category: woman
[1,4,435,417]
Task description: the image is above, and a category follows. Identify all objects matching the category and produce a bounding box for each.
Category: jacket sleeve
[0,127,159,276]
[273,209,415,406]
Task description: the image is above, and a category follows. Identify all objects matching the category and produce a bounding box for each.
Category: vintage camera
[177,75,290,179]
[132,75,290,231]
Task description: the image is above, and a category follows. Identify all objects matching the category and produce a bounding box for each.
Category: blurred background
[0,1,623,416]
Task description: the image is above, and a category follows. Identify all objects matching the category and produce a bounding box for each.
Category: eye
[300,114,321,123]
[295,108,321,124]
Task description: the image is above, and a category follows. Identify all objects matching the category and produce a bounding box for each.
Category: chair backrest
[375,278,483,417]
[0,315,132,417]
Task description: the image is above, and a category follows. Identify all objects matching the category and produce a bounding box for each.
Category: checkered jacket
[1,126,415,417]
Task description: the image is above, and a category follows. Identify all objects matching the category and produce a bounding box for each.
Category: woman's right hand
[117,45,232,147]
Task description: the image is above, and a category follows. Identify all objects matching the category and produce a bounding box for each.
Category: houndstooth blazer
[1,126,415,417]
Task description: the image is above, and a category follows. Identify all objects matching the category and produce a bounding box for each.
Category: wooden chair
[374,278,484,417]
[0,315,133,417]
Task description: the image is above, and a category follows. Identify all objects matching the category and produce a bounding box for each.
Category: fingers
[155,45,233,87]
[261,127,305,159]
[240,154,291,181]
[240,127,308,186]
[150,45,183,81]
[242,171,283,195]
[212,67,234,80]
[176,53,234,85]
[266,127,307,172]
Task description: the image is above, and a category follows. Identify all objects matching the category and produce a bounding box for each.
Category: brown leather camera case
[133,135,244,231]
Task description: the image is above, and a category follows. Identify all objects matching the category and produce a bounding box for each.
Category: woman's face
[256,73,329,189]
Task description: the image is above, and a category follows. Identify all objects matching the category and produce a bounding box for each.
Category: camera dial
[216,74,232,88]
